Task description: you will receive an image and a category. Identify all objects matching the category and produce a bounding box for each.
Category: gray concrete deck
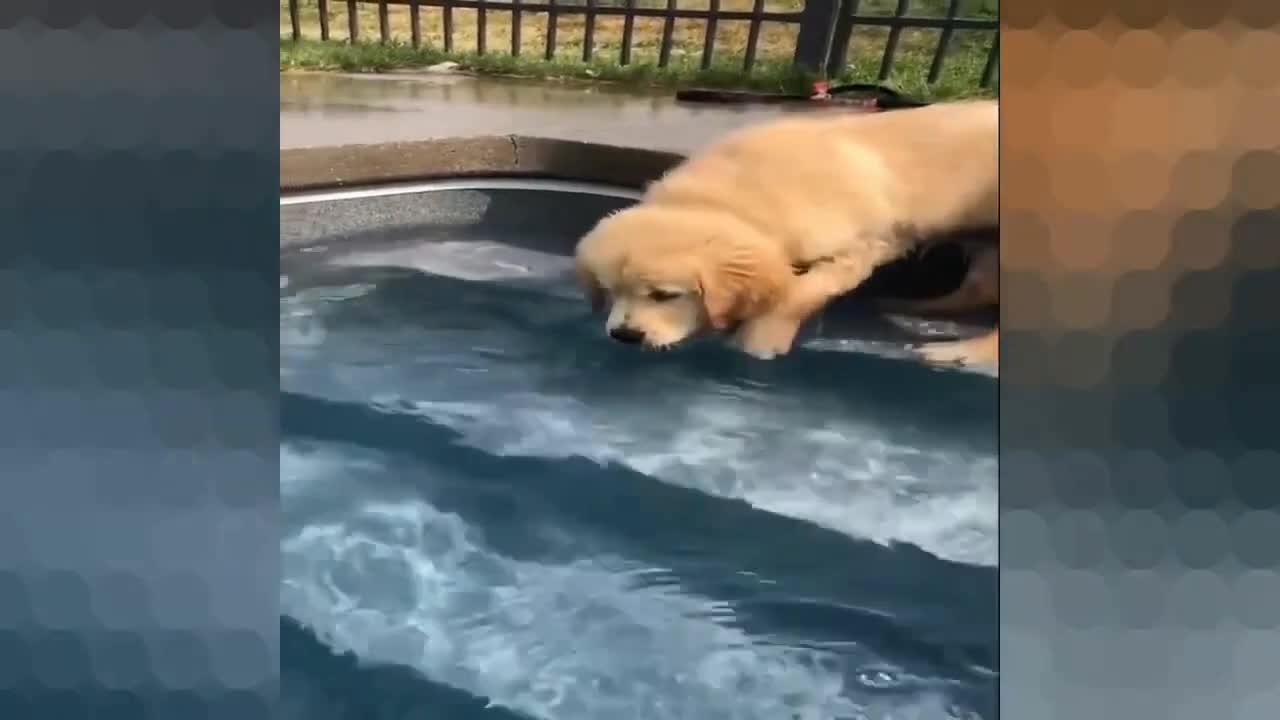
[281,72,827,153]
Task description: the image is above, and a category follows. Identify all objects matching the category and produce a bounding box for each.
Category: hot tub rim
[281,136,682,196]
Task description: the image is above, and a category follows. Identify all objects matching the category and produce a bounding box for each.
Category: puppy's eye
[648,289,682,302]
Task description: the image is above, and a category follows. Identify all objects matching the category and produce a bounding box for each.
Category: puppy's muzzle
[608,326,646,345]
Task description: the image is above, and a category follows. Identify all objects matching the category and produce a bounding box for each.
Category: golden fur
[574,99,998,367]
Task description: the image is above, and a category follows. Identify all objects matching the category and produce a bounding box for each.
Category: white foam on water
[281,277,996,567]
[387,394,996,568]
[329,240,572,282]
[282,442,971,720]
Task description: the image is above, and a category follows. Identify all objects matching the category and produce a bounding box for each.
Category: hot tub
[279,140,997,720]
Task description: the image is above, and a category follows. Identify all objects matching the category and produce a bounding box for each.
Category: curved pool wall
[281,136,998,357]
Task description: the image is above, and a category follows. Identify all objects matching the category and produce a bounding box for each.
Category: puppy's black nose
[609,326,645,345]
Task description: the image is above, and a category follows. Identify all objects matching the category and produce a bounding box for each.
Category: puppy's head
[574,206,789,350]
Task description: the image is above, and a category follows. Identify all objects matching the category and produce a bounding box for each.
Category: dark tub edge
[280,137,682,194]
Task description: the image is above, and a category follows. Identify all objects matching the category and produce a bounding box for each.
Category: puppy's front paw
[731,316,801,360]
[916,341,971,366]
[915,336,998,368]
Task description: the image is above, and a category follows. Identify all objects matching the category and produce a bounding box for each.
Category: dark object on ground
[674,83,930,111]
[854,227,997,302]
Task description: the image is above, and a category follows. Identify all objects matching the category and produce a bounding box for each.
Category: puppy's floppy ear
[574,262,606,313]
[698,267,739,331]
[698,241,789,331]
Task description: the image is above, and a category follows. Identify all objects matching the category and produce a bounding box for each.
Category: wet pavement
[281,72,823,154]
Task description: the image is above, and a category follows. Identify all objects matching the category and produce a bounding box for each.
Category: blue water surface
[280,258,998,720]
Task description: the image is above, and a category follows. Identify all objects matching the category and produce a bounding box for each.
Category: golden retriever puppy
[574,99,998,360]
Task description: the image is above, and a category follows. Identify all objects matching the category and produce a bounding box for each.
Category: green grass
[281,38,820,93]
[280,0,997,100]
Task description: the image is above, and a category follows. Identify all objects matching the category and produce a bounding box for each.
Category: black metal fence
[284,0,998,88]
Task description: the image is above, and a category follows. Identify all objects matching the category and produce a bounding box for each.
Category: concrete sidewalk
[281,72,823,154]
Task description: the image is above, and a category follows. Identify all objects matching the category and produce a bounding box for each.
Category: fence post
[824,0,859,78]
[792,0,843,76]
[288,0,301,41]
